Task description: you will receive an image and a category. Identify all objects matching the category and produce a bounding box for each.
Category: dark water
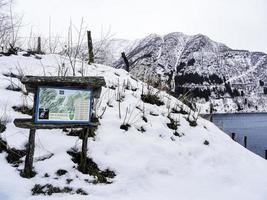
[212,113,267,158]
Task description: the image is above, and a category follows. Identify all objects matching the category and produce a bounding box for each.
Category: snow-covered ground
[1,53,267,200]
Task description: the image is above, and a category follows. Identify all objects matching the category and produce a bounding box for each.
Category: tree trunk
[121,52,130,72]
[87,31,94,64]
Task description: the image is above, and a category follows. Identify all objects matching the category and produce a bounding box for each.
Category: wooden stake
[23,92,37,178]
[265,150,267,160]
[117,79,121,119]
[87,31,94,64]
[121,52,129,72]
[37,37,41,53]
[23,128,36,178]
[231,132,235,141]
[244,136,247,148]
[80,127,89,173]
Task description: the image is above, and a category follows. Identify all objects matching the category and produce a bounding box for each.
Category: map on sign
[35,87,92,123]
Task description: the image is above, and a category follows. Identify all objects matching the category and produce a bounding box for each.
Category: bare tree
[93,27,114,61]
[64,18,87,76]
[0,0,12,48]
[0,0,23,50]
[46,16,63,54]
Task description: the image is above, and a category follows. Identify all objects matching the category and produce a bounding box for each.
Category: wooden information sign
[34,87,93,124]
[14,76,106,178]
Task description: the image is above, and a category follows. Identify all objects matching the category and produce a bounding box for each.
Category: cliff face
[114,32,267,113]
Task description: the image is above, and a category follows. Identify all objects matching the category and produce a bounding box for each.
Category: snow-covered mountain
[1,53,267,199]
[113,32,267,113]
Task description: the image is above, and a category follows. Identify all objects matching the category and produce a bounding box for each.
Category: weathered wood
[121,52,129,72]
[21,93,37,178]
[14,118,99,129]
[80,128,89,173]
[21,76,105,88]
[87,31,94,64]
[92,87,102,99]
[20,76,106,93]
[244,136,247,148]
[37,37,41,54]
[23,128,36,178]
[231,132,235,141]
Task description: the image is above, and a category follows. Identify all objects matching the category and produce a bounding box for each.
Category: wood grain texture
[21,76,106,93]
[14,118,99,129]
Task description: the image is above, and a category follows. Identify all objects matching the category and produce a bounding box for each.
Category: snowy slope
[114,32,267,113]
[0,53,267,200]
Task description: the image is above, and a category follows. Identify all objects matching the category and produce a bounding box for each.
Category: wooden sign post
[14,76,105,178]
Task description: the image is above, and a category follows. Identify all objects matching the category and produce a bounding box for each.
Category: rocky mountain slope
[1,53,267,199]
[114,32,267,113]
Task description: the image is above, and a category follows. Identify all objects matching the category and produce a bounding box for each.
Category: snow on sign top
[35,86,93,124]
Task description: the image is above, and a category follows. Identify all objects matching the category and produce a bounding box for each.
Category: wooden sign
[35,87,93,124]
[14,76,106,178]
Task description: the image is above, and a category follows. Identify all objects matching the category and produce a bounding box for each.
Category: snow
[226,54,267,84]
[0,53,267,200]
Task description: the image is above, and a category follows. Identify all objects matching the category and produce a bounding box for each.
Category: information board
[35,87,92,124]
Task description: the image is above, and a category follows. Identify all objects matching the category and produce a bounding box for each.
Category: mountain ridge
[112,32,267,113]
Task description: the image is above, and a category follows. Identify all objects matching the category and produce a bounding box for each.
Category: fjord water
[212,113,267,158]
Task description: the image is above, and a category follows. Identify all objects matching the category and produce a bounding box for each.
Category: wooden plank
[80,128,89,173]
[93,87,102,98]
[23,128,36,178]
[231,132,235,140]
[22,93,37,178]
[21,76,106,93]
[87,31,94,64]
[14,118,99,129]
[244,136,247,148]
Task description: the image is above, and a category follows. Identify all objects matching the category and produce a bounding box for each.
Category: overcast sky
[15,0,267,53]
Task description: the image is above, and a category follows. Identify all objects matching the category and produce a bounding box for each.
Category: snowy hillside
[114,32,267,113]
[1,53,267,200]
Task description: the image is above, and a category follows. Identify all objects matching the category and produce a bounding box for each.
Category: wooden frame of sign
[13,76,106,178]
